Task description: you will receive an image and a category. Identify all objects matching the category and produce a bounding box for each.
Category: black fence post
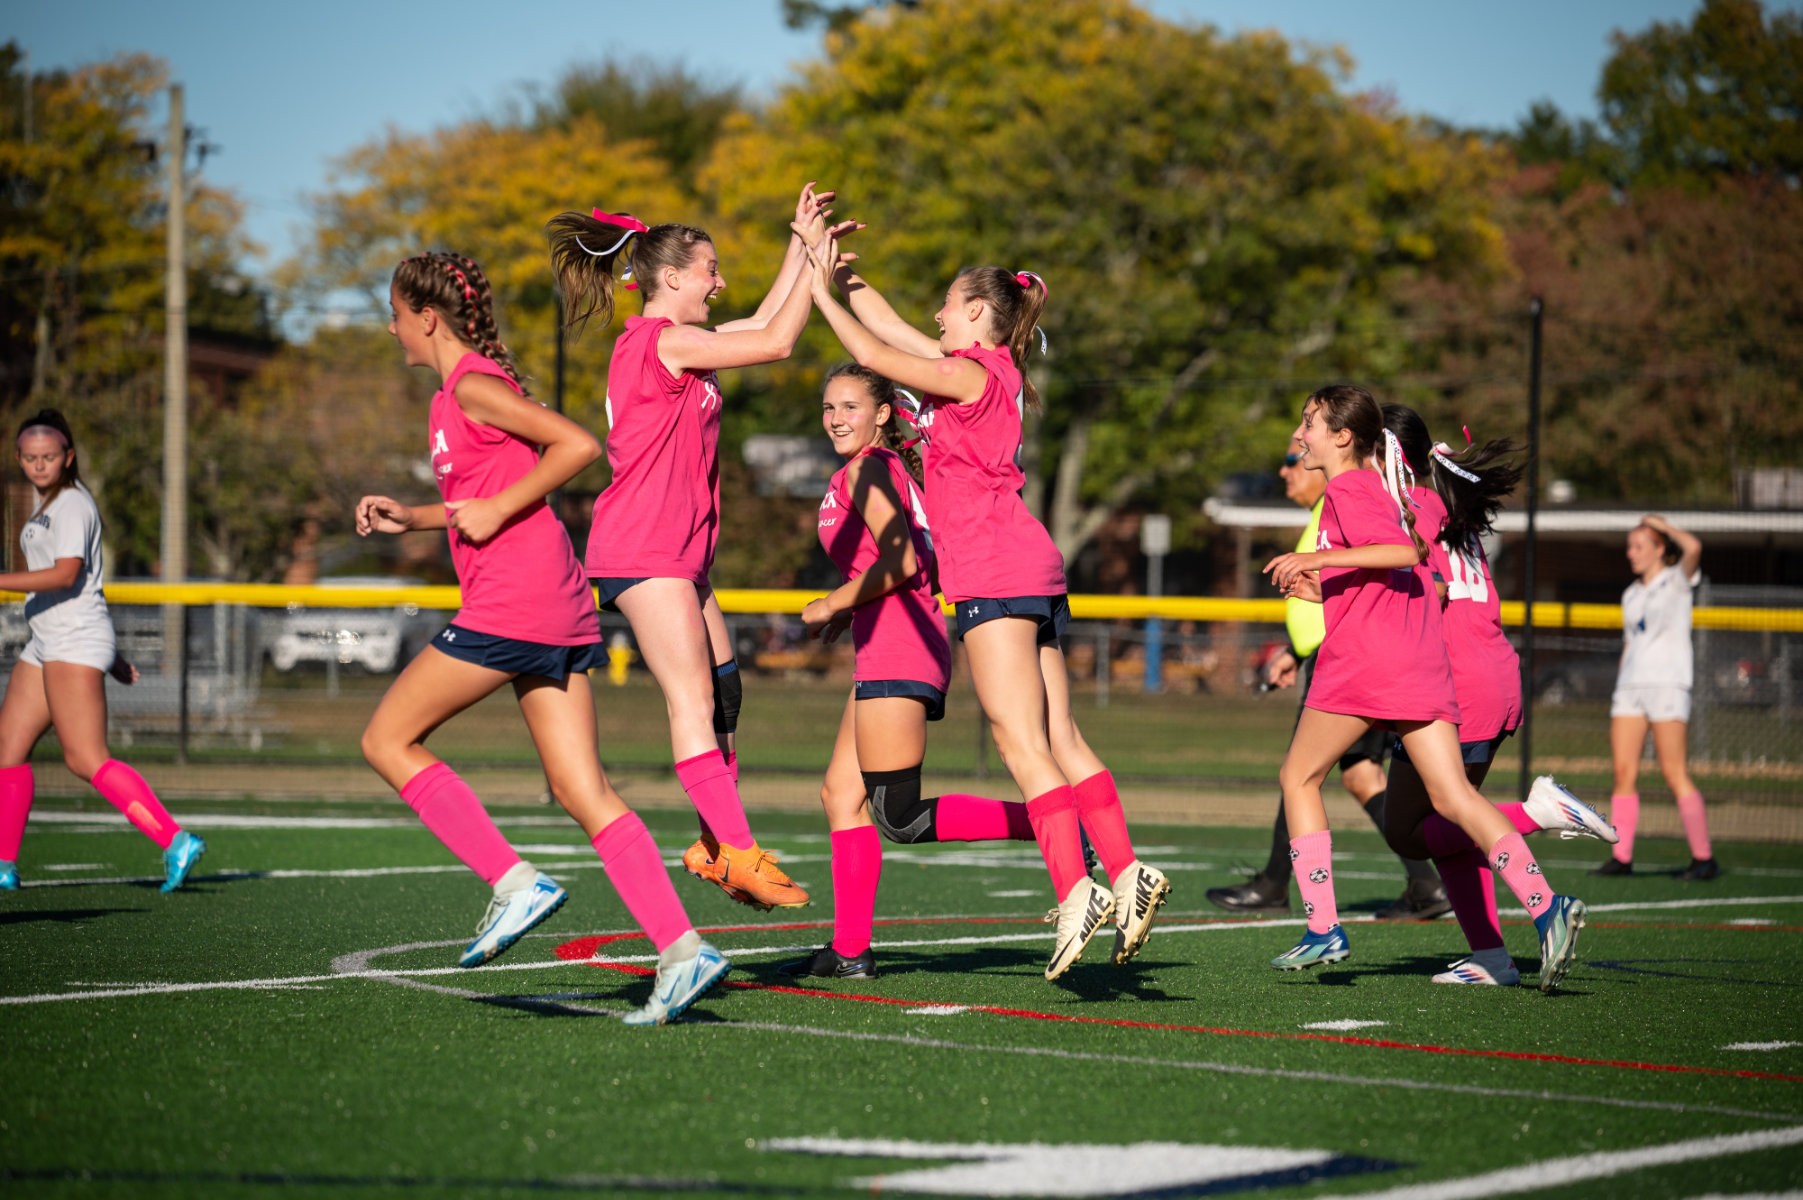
[177,602,191,766]
[1519,297,1543,803]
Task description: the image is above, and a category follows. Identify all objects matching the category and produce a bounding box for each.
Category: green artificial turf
[3,807,1801,1198]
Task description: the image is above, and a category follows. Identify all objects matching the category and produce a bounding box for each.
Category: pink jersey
[1306,469,1460,724]
[429,354,599,646]
[586,315,723,582]
[914,345,1065,602]
[1415,486,1521,741]
[817,446,951,691]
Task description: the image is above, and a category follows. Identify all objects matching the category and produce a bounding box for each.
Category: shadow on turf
[736,946,1191,1004]
[0,1167,780,1193]
[0,906,141,926]
[1285,954,1592,995]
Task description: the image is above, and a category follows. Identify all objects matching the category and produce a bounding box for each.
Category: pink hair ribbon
[1013,270,1047,296]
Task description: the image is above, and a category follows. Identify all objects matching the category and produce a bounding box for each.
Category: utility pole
[161,84,187,695]
[1518,296,1544,803]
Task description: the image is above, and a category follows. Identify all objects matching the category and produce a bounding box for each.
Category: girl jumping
[357,252,725,1025]
[0,410,205,893]
[796,230,1169,981]
[1263,385,1587,992]
[781,364,1041,980]
[545,185,848,912]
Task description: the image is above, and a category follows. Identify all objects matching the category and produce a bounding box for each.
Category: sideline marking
[1342,1124,1803,1200]
[1723,1042,1801,1052]
[1304,1020,1388,1031]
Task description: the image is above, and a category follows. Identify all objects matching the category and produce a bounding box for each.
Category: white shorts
[19,623,118,674]
[1610,684,1691,724]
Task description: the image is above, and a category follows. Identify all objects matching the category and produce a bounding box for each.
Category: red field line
[553,922,1803,1085]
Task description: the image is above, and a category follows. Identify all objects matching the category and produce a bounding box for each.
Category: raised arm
[1643,514,1702,578]
[436,374,602,545]
[832,261,943,359]
[714,182,845,334]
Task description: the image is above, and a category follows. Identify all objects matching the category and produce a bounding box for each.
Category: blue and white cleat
[1524,776,1618,843]
[459,871,566,967]
[1271,924,1350,971]
[1533,895,1587,993]
[160,831,206,893]
[0,860,17,890]
[1433,948,1521,986]
[623,940,730,1026]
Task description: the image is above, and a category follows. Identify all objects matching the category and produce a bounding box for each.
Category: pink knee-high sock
[1422,804,1538,858]
[1675,790,1712,860]
[935,794,1034,842]
[675,752,752,850]
[1072,770,1137,883]
[92,759,178,850]
[1489,832,1553,920]
[830,825,882,957]
[695,750,738,844]
[1290,830,1339,934]
[592,812,693,954]
[1610,793,1639,863]
[399,761,520,886]
[1025,786,1088,899]
[1435,848,1505,953]
[0,763,33,862]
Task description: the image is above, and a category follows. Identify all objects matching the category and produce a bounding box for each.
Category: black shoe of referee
[1373,877,1452,921]
[778,944,877,980]
[1205,871,1291,915]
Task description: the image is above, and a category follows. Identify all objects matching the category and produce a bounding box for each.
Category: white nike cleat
[1044,878,1115,981]
[1525,776,1619,843]
[460,868,566,968]
[1433,947,1521,986]
[1108,860,1171,965]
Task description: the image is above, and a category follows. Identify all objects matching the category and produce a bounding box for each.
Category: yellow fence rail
[0,583,1798,633]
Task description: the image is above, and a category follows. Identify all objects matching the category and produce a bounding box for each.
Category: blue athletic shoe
[0,860,17,891]
[160,831,206,893]
[460,871,566,967]
[1533,895,1587,993]
[1270,924,1350,971]
[622,941,731,1026]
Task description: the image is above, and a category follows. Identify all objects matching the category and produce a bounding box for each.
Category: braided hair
[390,252,526,390]
[825,362,923,484]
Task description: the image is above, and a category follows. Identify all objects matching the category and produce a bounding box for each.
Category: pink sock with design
[0,763,33,862]
[1423,804,1538,858]
[1435,848,1505,953]
[592,812,692,954]
[399,761,520,886]
[1489,832,1553,920]
[830,826,882,957]
[1609,793,1639,863]
[675,752,753,850]
[92,760,178,850]
[935,795,1034,842]
[1072,770,1137,882]
[1026,786,1088,899]
[1289,830,1339,933]
[1675,790,1712,860]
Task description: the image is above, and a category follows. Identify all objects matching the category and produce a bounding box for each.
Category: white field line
[1344,1124,1803,1200]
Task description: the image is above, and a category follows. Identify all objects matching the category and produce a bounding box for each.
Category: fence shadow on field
[0,905,141,926]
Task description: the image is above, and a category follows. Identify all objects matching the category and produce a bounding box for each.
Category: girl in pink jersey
[1263,385,1588,991]
[357,252,726,1025]
[779,364,1040,980]
[1370,405,1617,987]
[545,186,851,913]
[794,231,1169,982]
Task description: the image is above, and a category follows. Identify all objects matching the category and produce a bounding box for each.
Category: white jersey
[20,483,111,638]
[1618,565,1700,689]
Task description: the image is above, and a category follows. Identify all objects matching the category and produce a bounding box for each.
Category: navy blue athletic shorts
[952,594,1070,646]
[431,624,606,679]
[1391,726,1515,767]
[591,577,649,613]
[854,678,947,722]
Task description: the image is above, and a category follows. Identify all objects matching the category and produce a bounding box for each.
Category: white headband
[1379,429,1416,526]
[892,388,922,420]
[1432,441,1482,483]
[573,229,637,258]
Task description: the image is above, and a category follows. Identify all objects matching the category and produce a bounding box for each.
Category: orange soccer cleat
[682,837,810,910]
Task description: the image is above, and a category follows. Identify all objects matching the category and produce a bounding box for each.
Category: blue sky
[8,1,1771,276]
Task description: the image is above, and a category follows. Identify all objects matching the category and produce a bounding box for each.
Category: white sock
[1464,945,1513,972]
[659,930,702,969]
[494,860,537,896]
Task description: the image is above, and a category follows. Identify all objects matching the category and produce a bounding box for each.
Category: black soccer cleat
[1676,857,1720,881]
[1205,871,1291,915]
[1589,857,1633,877]
[777,944,877,980]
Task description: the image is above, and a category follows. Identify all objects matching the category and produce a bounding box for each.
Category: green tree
[712,0,1509,563]
[531,59,743,185]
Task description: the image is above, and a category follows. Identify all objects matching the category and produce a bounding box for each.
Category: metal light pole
[1519,297,1544,802]
[161,85,188,706]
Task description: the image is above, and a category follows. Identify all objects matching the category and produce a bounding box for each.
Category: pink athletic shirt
[1414,486,1521,741]
[1306,469,1460,724]
[818,446,952,691]
[915,345,1065,602]
[429,354,600,646]
[587,315,723,582]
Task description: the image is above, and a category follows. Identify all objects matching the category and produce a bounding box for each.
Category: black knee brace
[864,765,937,844]
[712,662,742,735]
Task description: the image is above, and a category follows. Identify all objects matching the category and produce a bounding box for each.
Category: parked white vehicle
[264,578,443,674]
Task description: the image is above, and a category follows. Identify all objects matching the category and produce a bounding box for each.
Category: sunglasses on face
[1282,453,1302,467]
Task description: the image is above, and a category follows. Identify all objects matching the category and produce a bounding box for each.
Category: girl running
[780,364,1041,980]
[1371,405,1616,987]
[1262,385,1587,992]
[795,231,1169,981]
[357,251,725,1025]
[0,410,205,893]
[545,185,847,912]
[1597,515,1714,880]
